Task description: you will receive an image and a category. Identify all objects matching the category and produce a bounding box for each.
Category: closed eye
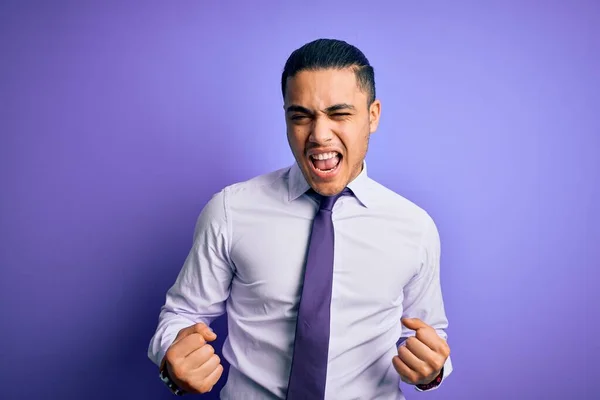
[330,113,352,119]
[291,115,310,120]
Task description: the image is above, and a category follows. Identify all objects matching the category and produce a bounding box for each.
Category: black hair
[281,38,376,104]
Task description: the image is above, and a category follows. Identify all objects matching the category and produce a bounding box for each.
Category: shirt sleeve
[399,215,453,391]
[147,188,234,367]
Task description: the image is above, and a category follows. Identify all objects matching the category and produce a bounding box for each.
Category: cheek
[339,129,368,156]
[287,128,307,153]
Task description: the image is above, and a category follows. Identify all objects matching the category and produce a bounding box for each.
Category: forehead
[284,68,366,107]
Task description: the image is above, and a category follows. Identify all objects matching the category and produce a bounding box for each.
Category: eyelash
[291,113,350,120]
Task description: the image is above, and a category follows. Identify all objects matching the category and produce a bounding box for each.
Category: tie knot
[318,188,352,211]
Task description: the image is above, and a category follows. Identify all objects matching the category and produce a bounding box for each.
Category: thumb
[401,317,427,331]
[197,323,218,341]
[172,322,217,346]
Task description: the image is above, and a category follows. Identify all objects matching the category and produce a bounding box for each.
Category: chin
[311,184,346,197]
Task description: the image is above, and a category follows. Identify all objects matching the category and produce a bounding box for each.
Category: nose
[308,115,334,144]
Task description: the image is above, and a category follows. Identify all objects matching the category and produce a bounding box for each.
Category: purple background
[1,1,598,399]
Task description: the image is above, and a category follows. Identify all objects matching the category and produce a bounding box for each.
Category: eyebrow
[286,105,312,114]
[324,103,355,113]
[286,103,356,114]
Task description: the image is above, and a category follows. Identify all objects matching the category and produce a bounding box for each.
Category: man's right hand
[163,322,223,394]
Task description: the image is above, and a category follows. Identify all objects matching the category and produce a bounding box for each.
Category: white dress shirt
[148,162,453,399]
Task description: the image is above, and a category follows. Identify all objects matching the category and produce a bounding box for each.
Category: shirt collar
[288,160,374,208]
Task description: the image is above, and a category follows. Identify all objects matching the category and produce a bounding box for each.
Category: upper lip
[306,148,343,157]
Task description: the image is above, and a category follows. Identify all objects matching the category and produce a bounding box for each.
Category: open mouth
[308,151,342,177]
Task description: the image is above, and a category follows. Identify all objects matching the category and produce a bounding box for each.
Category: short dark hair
[281,38,376,104]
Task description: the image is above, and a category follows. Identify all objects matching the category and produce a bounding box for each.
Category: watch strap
[159,360,186,396]
[416,367,444,391]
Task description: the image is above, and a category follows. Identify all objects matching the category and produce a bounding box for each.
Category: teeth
[315,167,335,172]
[310,152,339,160]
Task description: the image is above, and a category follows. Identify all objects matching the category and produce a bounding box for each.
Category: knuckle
[405,337,417,346]
[197,383,209,393]
[164,348,176,362]
[197,334,207,346]
[421,365,433,378]
[213,354,221,364]
[436,357,445,370]
[443,344,451,357]
[205,344,215,355]
[198,380,213,393]
[170,364,185,380]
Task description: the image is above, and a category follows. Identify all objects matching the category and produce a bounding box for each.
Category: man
[148,38,452,399]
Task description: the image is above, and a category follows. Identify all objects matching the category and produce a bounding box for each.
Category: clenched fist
[162,322,224,394]
[393,318,450,386]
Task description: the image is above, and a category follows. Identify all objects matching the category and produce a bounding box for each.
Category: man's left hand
[392,318,450,386]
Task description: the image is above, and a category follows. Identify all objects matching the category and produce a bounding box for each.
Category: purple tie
[286,189,351,400]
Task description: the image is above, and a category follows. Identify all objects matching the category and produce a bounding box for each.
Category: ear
[368,99,381,133]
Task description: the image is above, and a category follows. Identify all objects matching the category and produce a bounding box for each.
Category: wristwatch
[159,360,186,396]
